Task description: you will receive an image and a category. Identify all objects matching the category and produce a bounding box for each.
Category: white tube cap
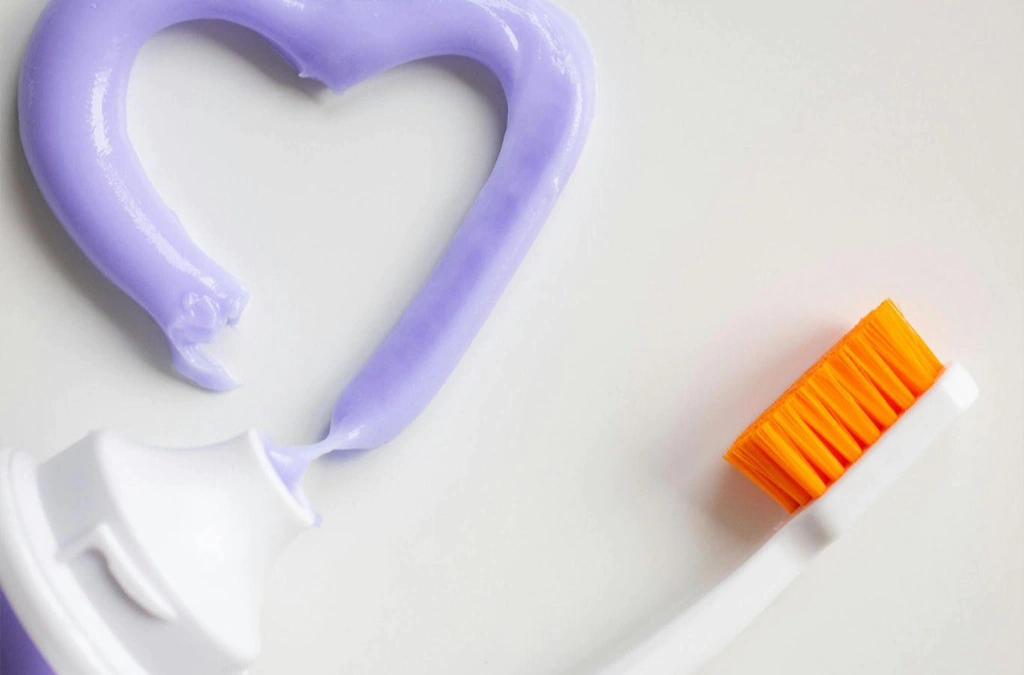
[0,430,315,675]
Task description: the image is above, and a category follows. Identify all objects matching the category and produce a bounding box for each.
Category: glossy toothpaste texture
[20,0,593,485]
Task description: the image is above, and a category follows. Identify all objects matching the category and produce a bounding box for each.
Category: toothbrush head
[724,300,946,512]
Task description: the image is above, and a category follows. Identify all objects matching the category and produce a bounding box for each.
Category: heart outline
[20,0,595,453]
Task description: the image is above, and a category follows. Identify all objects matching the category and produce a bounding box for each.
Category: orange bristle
[724,300,944,512]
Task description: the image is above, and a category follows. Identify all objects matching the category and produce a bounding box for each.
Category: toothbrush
[593,300,978,675]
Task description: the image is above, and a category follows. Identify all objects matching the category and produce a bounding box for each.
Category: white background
[1,1,1022,673]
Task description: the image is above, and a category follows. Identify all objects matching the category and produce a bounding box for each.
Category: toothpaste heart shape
[20,0,594,453]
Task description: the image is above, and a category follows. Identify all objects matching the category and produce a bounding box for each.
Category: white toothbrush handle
[594,526,815,675]
[594,363,979,675]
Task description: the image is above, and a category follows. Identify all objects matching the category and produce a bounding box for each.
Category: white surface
[0,1,1021,674]
[0,432,311,675]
